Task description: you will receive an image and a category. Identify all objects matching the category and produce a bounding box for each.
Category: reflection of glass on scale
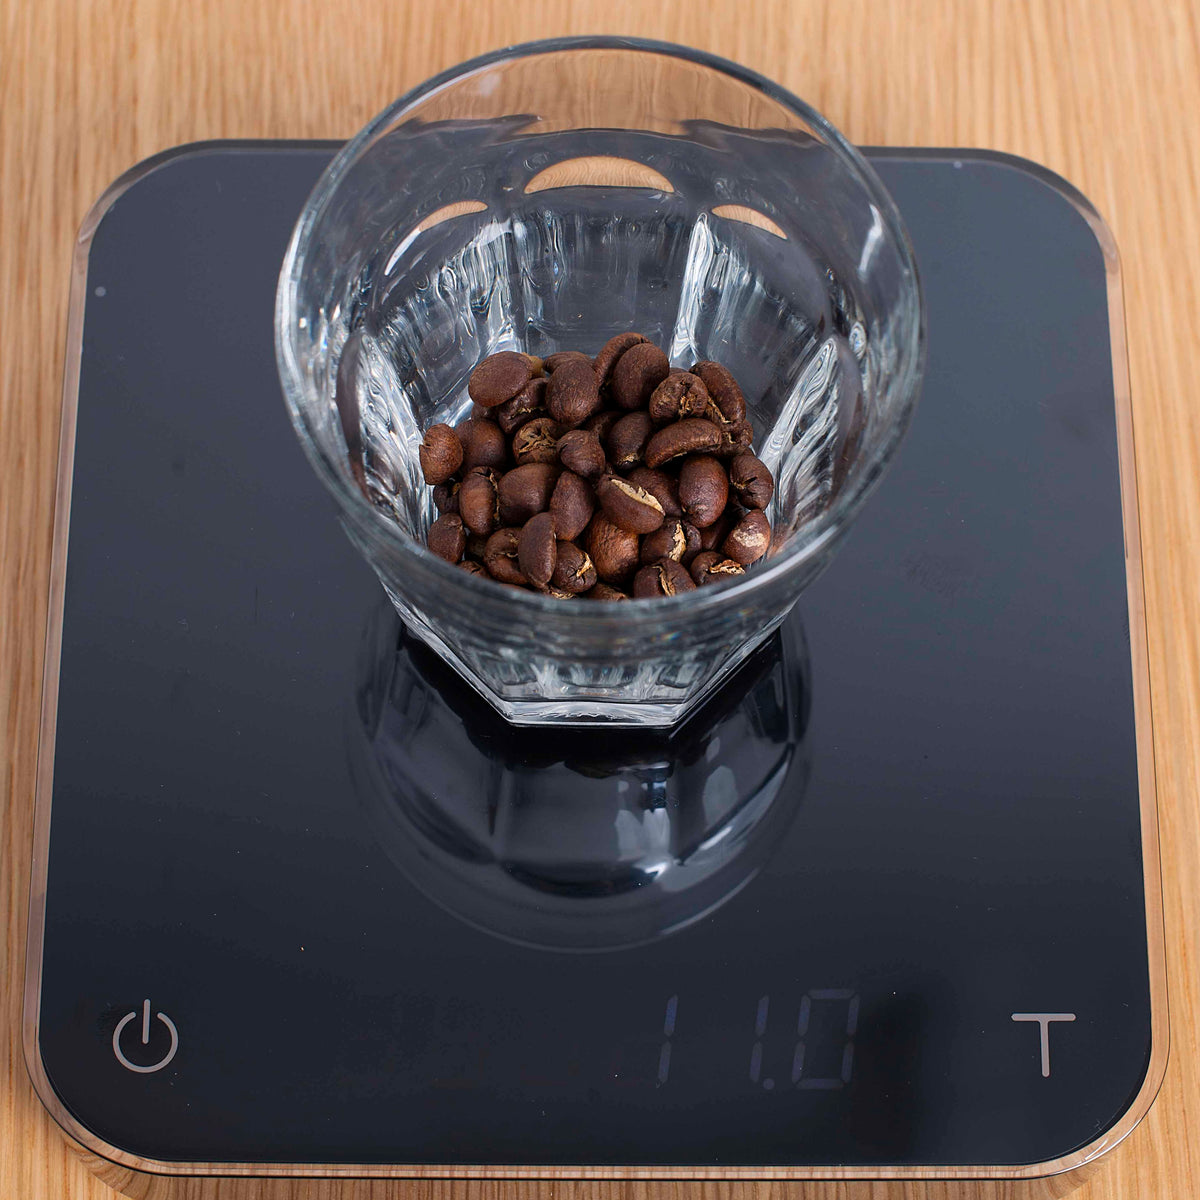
[349,598,812,953]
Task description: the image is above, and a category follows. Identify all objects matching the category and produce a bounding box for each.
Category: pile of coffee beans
[418,334,776,601]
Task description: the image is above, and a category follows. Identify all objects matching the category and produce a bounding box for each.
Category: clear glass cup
[276,37,925,726]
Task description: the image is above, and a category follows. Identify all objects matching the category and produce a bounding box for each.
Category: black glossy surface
[36,146,1150,1167]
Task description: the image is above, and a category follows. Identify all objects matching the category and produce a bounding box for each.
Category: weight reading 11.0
[656,990,860,1090]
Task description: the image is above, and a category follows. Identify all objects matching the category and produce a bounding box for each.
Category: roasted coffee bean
[482,528,526,585]
[627,467,682,518]
[518,512,558,589]
[498,462,559,525]
[648,372,710,423]
[546,360,602,426]
[632,558,697,598]
[698,506,737,552]
[420,424,460,484]
[549,470,595,541]
[418,423,463,485]
[611,342,670,410]
[586,514,641,583]
[419,342,772,599]
[550,540,598,594]
[557,428,606,479]
[723,509,772,565]
[586,582,630,601]
[512,416,562,466]
[432,479,460,515]
[689,551,747,586]
[678,455,729,529]
[640,518,701,565]
[691,360,747,423]
[468,350,534,407]
[427,513,466,563]
[606,411,654,471]
[457,417,509,471]
[458,466,501,536]
[495,377,548,435]
[584,409,621,441]
[644,417,723,468]
[713,416,754,459]
[678,524,705,566]
[596,473,665,534]
[593,332,647,388]
[729,452,774,510]
[544,350,593,373]
[458,559,488,577]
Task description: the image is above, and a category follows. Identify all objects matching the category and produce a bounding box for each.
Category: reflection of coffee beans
[414,336,776,600]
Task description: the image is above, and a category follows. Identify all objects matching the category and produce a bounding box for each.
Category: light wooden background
[3,2,1198,1198]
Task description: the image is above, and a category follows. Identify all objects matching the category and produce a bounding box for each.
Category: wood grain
[3,2,1198,1198]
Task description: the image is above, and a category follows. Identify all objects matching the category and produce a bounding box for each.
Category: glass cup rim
[275,35,927,623]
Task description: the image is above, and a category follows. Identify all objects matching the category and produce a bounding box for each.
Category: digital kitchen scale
[24,143,1166,1185]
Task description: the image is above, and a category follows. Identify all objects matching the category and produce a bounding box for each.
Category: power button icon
[112,999,178,1073]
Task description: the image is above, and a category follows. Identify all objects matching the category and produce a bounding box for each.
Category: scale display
[29,144,1158,1170]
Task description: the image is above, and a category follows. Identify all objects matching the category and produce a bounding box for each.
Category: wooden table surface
[3,2,1198,1198]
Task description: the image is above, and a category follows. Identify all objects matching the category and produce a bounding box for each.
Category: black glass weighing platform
[24,143,1165,1182]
